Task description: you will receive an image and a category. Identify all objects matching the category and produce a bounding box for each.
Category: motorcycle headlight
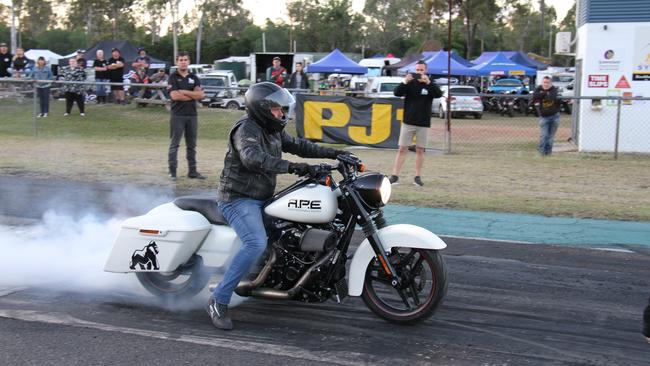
[380,176,392,205]
[351,173,391,209]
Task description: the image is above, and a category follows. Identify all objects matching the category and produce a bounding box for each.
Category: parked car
[204,69,238,88]
[364,76,403,98]
[199,74,244,110]
[487,78,526,94]
[432,85,483,119]
[170,64,210,76]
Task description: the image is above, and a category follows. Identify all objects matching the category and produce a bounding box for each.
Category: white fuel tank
[264,183,337,224]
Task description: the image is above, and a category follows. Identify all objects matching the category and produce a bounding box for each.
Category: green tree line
[0,0,576,64]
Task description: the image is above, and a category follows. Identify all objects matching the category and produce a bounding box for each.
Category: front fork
[344,188,402,288]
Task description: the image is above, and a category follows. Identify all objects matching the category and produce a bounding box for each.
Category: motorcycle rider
[207,82,347,330]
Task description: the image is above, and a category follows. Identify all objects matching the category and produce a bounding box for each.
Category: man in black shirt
[132,48,151,74]
[0,42,12,77]
[107,48,125,104]
[389,60,442,187]
[167,51,205,181]
[76,49,87,69]
[93,50,110,104]
[532,76,561,156]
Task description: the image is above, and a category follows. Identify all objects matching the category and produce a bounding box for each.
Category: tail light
[473,97,481,102]
[450,97,456,103]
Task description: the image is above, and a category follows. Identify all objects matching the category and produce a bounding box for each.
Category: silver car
[432,85,483,119]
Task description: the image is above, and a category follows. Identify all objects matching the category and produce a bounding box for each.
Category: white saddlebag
[104,203,211,273]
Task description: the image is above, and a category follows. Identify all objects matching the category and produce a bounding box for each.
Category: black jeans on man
[37,87,50,114]
[168,115,198,175]
[65,92,85,114]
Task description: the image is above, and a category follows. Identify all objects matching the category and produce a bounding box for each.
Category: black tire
[226,101,240,110]
[361,248,447,324]
[135,255,210,301]
[507,105,514,117]
[474,113,482,119]
[438,107,445,119]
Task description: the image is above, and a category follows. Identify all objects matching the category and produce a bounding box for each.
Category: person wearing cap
[28,56,54,117]
[132,48,151,74]
[76,49,87,69]
[107,48,126,104]
[0,42,12,77]
[265,56,287,86]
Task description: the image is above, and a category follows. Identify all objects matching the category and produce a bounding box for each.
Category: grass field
[1,99,649,221]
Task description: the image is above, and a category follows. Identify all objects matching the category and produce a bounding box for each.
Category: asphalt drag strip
[1,238,649,365]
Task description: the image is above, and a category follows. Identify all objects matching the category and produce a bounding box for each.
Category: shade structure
[470,52,537,76]
[422,50,474,67]
[305,49,368,74]
[472,51,548,70]
[399,51,478,76]
[60,40,168,70]
[24,49,64,65]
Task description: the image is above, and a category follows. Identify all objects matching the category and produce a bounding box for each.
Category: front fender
[347,224,446,296]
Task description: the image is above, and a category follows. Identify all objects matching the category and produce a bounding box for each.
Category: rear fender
[347,224,446,296]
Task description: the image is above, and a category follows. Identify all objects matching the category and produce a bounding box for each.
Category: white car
[432,85,483,119]
[364,76,404,98]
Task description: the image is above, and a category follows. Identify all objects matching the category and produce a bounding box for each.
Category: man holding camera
[389,60,442,187]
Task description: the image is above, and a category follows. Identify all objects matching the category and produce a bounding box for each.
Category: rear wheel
[226,101,239,110]
[474,113,482,119]
[361,248,447,324]
[135,255,210,301]
[438,106,445,119]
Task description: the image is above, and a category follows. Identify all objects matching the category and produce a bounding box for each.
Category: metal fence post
[614,97,621,160]
[32,82,38,137]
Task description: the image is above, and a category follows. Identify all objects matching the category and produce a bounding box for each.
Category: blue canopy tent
[419,50,474,68]
[399,51,478,76]
[471,52,537,76]
[305,49,368,74]
[471,51,548,70]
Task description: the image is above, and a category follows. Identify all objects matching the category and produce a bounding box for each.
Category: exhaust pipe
[249,250,334,300]
[233,250,277,296]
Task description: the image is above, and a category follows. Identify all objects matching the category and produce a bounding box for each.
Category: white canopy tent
[24,49,64,65]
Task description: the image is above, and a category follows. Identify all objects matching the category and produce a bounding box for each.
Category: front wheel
[135,255,211,301]
[361,248,447,324]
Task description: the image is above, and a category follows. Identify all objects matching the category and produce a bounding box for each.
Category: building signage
[615,76,631,88]
[632,26,650,81]
[587,75,609,88]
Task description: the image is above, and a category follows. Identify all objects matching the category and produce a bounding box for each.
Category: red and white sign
[615,75,631,88]
[588,75,609,88]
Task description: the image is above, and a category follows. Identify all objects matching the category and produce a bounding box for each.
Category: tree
[19,0,53,36]
[456,0,499,59]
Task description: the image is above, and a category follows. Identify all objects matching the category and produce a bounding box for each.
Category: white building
[575,0,650,153]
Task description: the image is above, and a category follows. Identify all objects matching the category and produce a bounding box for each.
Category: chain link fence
[1,78,649,157]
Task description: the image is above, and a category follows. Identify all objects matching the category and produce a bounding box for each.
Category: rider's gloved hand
[331,149,351,159]
[288,162,320,176]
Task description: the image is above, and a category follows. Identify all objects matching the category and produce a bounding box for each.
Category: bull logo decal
[130,241,160,270]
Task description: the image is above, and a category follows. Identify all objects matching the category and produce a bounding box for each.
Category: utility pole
[172,0,179,61]
[10,0,17,54]
[539,0,540,57]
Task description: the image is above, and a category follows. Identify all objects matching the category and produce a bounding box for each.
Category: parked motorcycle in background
[105,154,449,324]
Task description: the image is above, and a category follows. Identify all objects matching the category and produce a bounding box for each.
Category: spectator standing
[107,48,126,104]
[132,48,151,74]
[286,61,308,90]
[75,49,87,69]
[532,76,561,156]
[29,56,54,117]
[93,50,110,104]
[266,57,287,86]
[167,51,206,181]
[12,47,29,77]
[0,42,12,77]
[388,60,442,187]
[61,58,87,116]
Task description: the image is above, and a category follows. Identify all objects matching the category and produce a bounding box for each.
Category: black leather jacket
[217,116,337,202]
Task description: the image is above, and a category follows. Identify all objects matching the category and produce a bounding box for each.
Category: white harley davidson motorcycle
[105,155,448,323]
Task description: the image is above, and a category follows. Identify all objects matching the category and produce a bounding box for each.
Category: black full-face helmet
[245,82,295,132]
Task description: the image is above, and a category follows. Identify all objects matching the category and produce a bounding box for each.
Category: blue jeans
[213,198,267,305]
[539,113,560,155]
[96,78,109,97]
[37,87,50,114]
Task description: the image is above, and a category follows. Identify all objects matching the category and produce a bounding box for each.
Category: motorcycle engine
[264,221,337,291]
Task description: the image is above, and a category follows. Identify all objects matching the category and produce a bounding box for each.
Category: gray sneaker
[413,176,424,187]
[389,175,399,185]
[207,297,233,330]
